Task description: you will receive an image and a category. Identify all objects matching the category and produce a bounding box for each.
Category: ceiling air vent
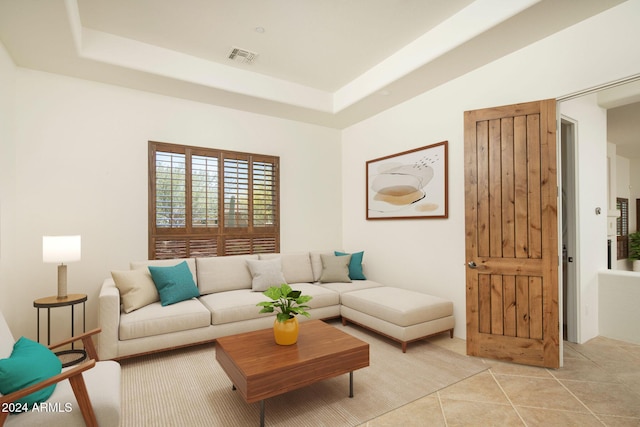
[228,47,258,64]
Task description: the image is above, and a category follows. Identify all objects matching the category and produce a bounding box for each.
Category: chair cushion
[148,261,200,306]
[111,269,160,313]
[0,337,62,408]
[246,258,287,291]
[4,360,121,427]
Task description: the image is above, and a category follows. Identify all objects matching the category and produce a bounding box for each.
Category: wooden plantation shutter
[149,141,279,259]
[617,197,628,260]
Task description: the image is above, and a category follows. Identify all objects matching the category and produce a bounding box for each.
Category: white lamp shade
[43,235,81,263]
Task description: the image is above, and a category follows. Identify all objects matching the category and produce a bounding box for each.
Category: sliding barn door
[464,99,559,368]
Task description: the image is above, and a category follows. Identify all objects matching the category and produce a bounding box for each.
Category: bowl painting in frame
[366,141,448,220]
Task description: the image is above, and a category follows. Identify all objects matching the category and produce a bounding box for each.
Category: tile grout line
[545,369,607,426]
[485,368,529,426]
[436,390,449,427]
[488,368,529,427]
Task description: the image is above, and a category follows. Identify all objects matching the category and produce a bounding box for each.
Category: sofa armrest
[98,278,120,360]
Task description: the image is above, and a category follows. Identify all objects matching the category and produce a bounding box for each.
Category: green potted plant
[257,283,313,345]
[628,231,640,271]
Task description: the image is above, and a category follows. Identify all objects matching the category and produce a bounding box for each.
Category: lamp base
[57,264,67,299]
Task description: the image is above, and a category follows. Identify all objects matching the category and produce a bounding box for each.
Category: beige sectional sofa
[98,251,454,360]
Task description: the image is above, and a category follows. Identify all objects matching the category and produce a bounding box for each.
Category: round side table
[33,293,87,367]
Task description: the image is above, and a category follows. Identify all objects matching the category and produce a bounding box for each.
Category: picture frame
[366,141,448,220]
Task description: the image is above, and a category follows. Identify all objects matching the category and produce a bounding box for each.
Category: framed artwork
[366,141,448,220]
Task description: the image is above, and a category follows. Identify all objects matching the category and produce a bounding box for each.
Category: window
[149,141,279,259]
[617,197,628,260]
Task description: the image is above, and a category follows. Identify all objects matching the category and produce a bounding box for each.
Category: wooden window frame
[149,141,279,259]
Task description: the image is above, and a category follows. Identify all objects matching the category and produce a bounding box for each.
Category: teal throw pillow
[335,251,367,280]
[0,336,62,409]
[148,261,200,306]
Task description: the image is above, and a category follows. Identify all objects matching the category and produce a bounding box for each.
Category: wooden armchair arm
[0,359,98,427]
[48,328,101,361]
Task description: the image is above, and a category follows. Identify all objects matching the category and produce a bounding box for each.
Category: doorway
[560,117,579,343]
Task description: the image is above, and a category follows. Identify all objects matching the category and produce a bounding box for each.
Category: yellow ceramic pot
[273,317,299,345]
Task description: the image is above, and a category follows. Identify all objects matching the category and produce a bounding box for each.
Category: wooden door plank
[477,335,548,367]
[465,273,480,355]
[489,119,503,258]
[501,117,515,258]
[477,121,490,257]
[464,110,480,357]
[539,99,559,367]
[514,116,529,258]
[527,114,542,259]
[529,277,543,340]
[478,274,492,334]
[464,111,479,265]
[503,276,517,337]
[491,275,504,334]
[515,276,530,338]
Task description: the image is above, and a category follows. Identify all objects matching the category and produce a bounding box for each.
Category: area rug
[119,321,486,426]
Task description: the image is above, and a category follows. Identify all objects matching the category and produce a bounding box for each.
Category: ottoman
[340,286,454,352]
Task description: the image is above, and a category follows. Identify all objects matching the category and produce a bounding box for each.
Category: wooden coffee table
[215,319,370,426]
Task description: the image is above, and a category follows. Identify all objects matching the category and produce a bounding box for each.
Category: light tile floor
[362,336,640,426]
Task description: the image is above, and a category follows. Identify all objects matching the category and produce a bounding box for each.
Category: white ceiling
[0,0,633,131]
[77,0,477,92]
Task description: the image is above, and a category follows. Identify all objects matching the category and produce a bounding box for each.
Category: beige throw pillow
[246,258,287,292]
[319,253,352,283]
[111,269,160,313]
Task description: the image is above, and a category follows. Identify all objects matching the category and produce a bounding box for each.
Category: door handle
[468,261,477,269]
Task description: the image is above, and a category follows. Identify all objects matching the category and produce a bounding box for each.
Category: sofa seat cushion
[287,283,340,308]
[119,299,211,340]
[199,283,340,325]
[320,280,384,296]
[199,290,273,325]
[340,287,453,327]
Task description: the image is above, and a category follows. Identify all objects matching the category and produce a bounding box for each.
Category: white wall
[342,0,640,342]
[615,155,629,211]
[0,42,17,330]
[598,270,640,344]
[6,69,342,341]
[560,94,608,342]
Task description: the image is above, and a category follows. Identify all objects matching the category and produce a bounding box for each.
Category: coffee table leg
[260,400,265,427]
[349,371,354,398]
